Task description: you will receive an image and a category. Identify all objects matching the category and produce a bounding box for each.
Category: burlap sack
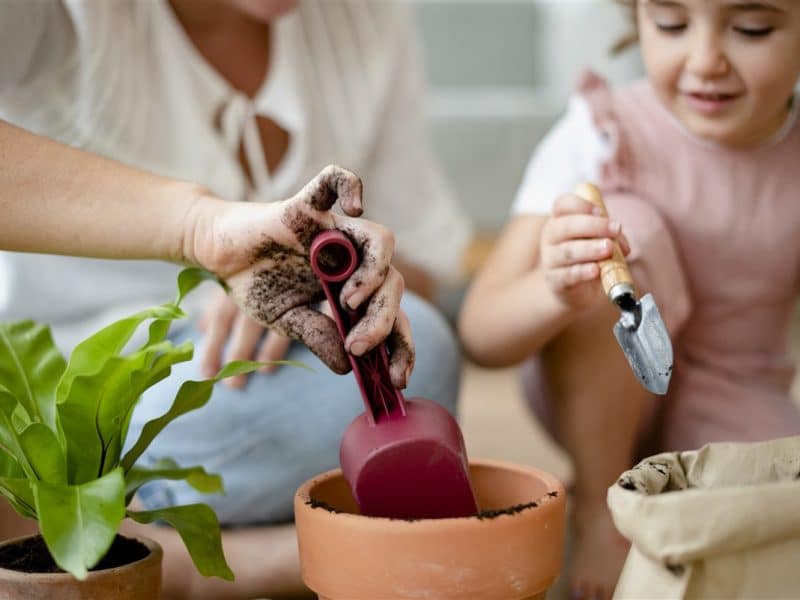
[607,436,800,599]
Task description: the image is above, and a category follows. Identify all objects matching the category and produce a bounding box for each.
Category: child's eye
[656,23,688,34]
[733,26,774,38]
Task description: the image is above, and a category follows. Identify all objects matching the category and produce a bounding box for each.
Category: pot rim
[0,534,163,581]
[295,458,565,524]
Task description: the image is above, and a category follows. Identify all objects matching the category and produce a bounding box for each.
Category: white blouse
[0,0,470,348]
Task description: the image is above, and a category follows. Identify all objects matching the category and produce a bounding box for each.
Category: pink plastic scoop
[310,230,478,519]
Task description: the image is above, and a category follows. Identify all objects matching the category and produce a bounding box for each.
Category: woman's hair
[612,0,638,55]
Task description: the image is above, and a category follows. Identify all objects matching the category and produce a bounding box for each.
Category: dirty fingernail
[346,292,365,311]
[340,290,355,309]
[349,341,368,356]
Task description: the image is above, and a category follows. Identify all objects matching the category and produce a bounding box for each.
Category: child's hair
[612,0,638,55]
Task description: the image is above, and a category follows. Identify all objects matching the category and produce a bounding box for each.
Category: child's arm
[459,193,628,367]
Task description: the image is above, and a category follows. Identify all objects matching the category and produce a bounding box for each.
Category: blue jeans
[127,292,462,525]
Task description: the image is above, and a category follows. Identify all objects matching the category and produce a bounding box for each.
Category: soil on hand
[0,535,149,574]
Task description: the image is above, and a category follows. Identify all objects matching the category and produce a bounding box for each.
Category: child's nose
[685,30,730,79]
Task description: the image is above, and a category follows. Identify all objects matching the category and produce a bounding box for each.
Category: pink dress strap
[523,72,800,457]
[575,71,691,338]
[577,70,635,192]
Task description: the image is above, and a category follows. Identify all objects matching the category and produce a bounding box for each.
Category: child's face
[637,0,800,147]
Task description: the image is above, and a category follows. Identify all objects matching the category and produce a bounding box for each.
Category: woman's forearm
[0,119,213,264]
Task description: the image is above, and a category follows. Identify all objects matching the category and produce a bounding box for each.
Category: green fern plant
[0,269,302,579]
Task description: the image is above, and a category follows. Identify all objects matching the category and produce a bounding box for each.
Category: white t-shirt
[0,0,471,348]
[511,96,611,216]
[513,91,800,216]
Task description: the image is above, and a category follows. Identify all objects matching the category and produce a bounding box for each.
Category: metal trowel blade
[613,293,673,395]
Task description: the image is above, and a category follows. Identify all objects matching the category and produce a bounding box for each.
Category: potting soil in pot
[295,460,567,600]
[0,535,149,574]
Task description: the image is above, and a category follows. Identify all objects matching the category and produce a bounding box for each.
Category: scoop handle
[309,230,406,424]
[574,183,636,301]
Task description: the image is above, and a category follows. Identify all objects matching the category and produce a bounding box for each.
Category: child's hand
[539,193,630,311]
[189,165,413,388]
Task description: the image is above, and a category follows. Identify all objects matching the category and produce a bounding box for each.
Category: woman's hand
[0,125,408,387]
[539,193,630,311]
[198,288,292,388]
[187,165,414,388]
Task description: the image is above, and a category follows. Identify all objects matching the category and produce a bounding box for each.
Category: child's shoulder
[512,73,661,217]
[575,71,655,118]
[573,71,676,162]
[511,81,613,216]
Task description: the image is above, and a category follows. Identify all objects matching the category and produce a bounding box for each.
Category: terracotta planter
[0,534,162,600]
[295,459,566,600]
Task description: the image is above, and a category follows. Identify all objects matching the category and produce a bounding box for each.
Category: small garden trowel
[575,184,674,395]
[310,230,478,519]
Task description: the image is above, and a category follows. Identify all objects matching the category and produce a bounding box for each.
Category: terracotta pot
[295,459,566,600]
[0,534,162,600]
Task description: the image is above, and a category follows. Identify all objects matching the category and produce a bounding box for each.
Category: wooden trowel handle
[574,183,636,300]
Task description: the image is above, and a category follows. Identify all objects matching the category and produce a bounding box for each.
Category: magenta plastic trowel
[310,230,478,519]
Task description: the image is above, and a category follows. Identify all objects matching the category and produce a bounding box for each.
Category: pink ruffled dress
[524,73,800,454]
